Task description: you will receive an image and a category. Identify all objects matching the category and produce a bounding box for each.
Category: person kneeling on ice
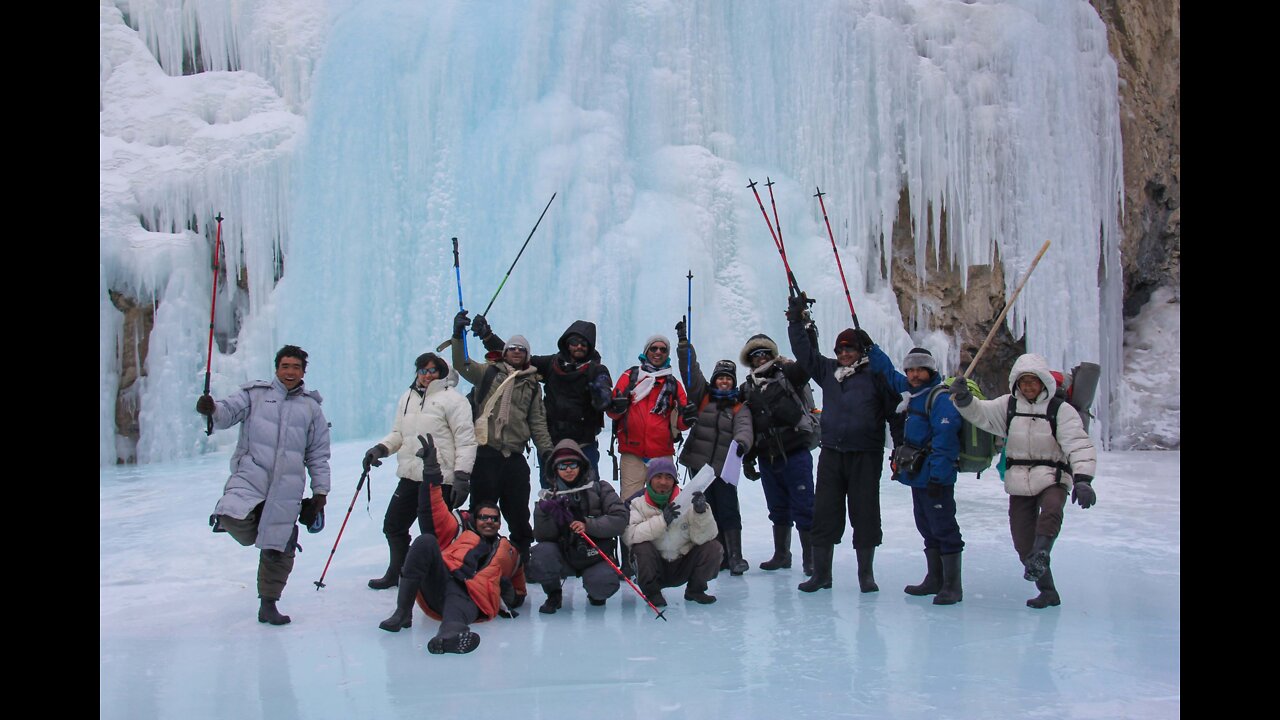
[198,345,330,626]
[621,458,723,606]
[949,354,1097,609]
[527,440,628,613]
[378,434,527,654]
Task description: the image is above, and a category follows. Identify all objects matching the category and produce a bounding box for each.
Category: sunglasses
[647,346,670,354]
[416,366,441,375]
[834,345,859,354]
[749,350,773,359]
[506,345,527,352]
[475,513,501,522]
[555,460,581,471]
[566,338,588,348]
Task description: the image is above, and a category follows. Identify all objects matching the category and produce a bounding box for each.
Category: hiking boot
[428,631,481,655]
[855,546,879,593]
[724,529,749,576]
[798,529,815,576]
[797,544,833,593]
[933,552,963,605]
[1026,569,1061,609]
[759,525,792,571]
[1023,535,1055,582]
[257,598,291,626]
[684,589,717,604]
[904,548,944,596]
[539,588,563,614]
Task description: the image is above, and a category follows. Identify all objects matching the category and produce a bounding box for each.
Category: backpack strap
[1004,395,1072,475]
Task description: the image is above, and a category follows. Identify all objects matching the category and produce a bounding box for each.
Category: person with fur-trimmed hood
[451,311,554,566]
[672,318,754,576]
[606,334,695,502]
[377,434,527,655]
[786,296,899,594]
[527,440,629,613]
[362,352,478,591]
[949,353,1098,609]
[621,458,723,606]
[867,344,965,605]
[738,331,818,576]
[470,316,614,473]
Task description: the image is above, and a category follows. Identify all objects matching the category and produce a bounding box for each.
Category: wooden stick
[963,239,1052,379]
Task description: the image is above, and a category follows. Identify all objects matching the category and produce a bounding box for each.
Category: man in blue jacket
[869,346,965,605]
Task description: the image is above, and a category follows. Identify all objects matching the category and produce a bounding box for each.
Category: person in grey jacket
[197,345,331,625]
[527,440,628,613]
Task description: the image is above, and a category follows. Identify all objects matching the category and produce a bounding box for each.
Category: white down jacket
[378,369,477,485]
[955,354,1097,497]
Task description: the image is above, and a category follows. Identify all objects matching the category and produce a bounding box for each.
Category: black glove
[853,329,874,351]
[451,564,477,583]
[662,502,682,526]
[196,394,215,416]
[927,482,942,499]
[1071,476,1096,509]
[610,396,631,415]
[786,292,811,323]
[735,443,747,457]
[743,458,760,481]
[675,316,688,343]
[471,314,492,340]
[312,494,327,514]
[452,471,471,508]
[415,434,442,484]
[949,382,973,408]
[452,310,471,339]
[681,403,699,427]
[500,576,518,608]
[691,491,708,514]
[362,444,388,472]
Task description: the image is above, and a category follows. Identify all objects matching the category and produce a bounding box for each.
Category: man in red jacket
[377,434,526,655]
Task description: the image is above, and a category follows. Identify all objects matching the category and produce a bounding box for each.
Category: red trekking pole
[202,213,224,435]
[747,179,807,305]
[814,186,860,329]
[576,530,667,621]
[314,468,374,590]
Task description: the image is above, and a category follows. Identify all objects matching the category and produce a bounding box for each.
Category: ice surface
[101,445,1179,718]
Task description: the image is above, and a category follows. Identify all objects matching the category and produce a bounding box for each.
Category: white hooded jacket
[379,368,477,485]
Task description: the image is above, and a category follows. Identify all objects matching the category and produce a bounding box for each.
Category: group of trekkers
[196,294,1097,655]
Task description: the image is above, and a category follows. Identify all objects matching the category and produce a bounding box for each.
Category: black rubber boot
[645,587,668,607]
[684,588,717,604]
[588,596,607,606]
[717,532,730,571]
[369,535,410,590]
[759,525,793,571]
[933,552,963,605]
[724,530,749,576]
[855,546,879,593]
[378,579,418,631]
[428,631,481,654]
[797,544,833,592]
[257,598,291,625]
[1026,569,1061,609]
[798,530,814,576]
[539,586,563,614]
[904,548,944,596]
[1024,535,1056,582]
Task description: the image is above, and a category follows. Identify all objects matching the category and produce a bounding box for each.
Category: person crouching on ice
[378,434,527,654]
[621,458,722,607]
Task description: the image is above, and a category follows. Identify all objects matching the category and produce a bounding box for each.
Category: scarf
[709,386,739,403]
[645,485,672,508]
[747,359,781,393]
[833,354,870,383]
[475,363,537,446]
[630,362,678,415]
[895,384,933,414]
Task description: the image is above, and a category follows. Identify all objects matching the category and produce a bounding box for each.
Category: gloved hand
[471,314,493,340]
[415,434,442,484]
[662,502,682,526]
[610,396,631,415]
[949,382,973,408]
[853,329,874,351]
[681,403,699,427]
[363,444,388,472]
[1071,476,1096,509]
[675,316,688,344]
[451,563,478,583]
[691,491,708,514]
[735,443,747,457]
[312,494,327,514]
[743,458,760,481]
[196,394,216,416]
[452,310,471,339]
[927,482,942,499]
[452,471,471,508]
[786,292,811,323]
[536,496,575,527]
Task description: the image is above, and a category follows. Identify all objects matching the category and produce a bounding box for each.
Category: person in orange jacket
[377,434,527,655]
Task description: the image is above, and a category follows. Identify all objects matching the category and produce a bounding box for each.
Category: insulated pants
[758,449,815,531]
[809,448,884,547]
[703,477,742,532]
[382,476,436,548]
[471,447,533,553]
[631,540,723,595]
[1009,484,1068,562]
[220,503,297,601]
[526,541,621,600]
[402,534,481,639]
[911,485,964,555]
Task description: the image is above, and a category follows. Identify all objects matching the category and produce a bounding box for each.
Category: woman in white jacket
[363,352,478,590]
[949,353,1097,609]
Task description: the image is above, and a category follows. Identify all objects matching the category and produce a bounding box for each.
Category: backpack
[925,377,1001,476]
[779,376,822,450]
[995,361,1101,480]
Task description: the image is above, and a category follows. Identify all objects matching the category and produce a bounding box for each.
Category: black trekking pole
[685,270,693,383]
[314,468,374,590]
[452,237,470,362]
[201,213,224,436]
[478,192,557,318]
[814,186,860,329]
[576,530,667,621]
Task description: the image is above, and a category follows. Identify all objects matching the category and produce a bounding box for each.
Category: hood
[1007,353,1057,401]
[557,320,599,356]
[739,334,780,366]
[545,438,592,483]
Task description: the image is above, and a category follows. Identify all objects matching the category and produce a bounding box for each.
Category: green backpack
[925,377,1002,477]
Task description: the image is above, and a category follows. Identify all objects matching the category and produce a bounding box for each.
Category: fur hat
[645,457,679,483]
[710,359,738,383]
[739,334,779,366]
[902,347,938,375]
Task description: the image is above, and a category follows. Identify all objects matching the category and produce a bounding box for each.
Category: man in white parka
[949,353,1097,609]
[197,345,331,625]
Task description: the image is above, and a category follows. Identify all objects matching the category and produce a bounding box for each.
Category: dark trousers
[526,540,621,600]
[809,448,883,547]
[704,477,742,532]
[220,503,298,601]
[382,477,434,552]
[632,540,723,594]
[471,447,533,553]
[403,534,481,638]
[911,485,964,555]
[1009,485,1068,562]
[759,449,815,531]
